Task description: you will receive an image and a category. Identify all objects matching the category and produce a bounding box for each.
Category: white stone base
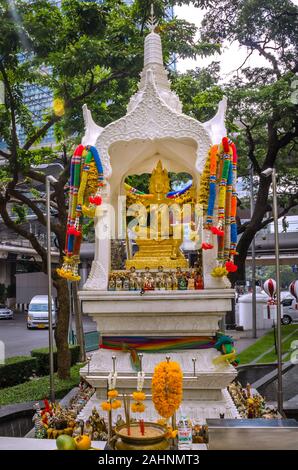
[77,388,239,425]
[81,349,237,401]
[78,289,234,337]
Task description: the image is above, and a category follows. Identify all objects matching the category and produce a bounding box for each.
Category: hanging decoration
[213,333,238,366]
[57,144,106,282]
[289,280,298,303]
[131,372,146,413]
[263,278,276,299]
[201,137,239,277]
[263,278,277,320]
[101,372,121,411]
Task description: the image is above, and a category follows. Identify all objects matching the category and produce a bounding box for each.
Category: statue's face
[154,176,165,193]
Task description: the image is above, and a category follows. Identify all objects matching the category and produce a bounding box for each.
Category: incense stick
[123,394,131,435]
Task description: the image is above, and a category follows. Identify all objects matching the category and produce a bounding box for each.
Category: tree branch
[0,149,9,159]
[233,50,254,75]
[240,119,262,174]
[277,122,298,149]
[0,61,19,184]
[7,198,58,209]
[7,188,61,236]
[7,188,46,225]
[24,169,46,184]
[22,114,61,151]
[22,70,129,151]
[0,195,47,268]
[243,39,281,78]
[258,192,298,230]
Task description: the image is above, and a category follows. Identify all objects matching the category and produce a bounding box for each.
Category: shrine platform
[79,288,235,337]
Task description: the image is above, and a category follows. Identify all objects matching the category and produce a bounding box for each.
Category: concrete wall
[16,272,57,304]
[0,256,11,286]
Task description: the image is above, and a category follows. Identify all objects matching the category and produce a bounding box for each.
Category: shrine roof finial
[147,3,158,32]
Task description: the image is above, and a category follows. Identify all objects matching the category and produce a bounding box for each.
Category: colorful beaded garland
[202,137,238,275]
[57,144,106,281]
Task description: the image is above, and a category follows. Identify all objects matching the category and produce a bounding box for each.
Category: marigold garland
[101,401,112,412]
[132,391,146,401]
[111,399,122,410]
[108,389,118,399]
[131,402,146,413]
[152,361,183,419]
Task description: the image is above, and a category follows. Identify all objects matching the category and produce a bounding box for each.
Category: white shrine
[78,22,239,422]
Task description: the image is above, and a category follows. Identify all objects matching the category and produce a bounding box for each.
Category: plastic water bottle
[177,416,193,450]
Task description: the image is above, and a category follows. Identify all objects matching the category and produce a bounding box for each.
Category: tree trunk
[54,277,71,379]
[230,175,272,286]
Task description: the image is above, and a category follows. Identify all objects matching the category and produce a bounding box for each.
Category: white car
[27,295,56,329]
[281,295,298,325]
[0,304,14,319]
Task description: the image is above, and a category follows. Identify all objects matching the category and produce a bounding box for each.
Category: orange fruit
[74,434,91,450]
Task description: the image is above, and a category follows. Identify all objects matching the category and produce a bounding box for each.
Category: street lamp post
[46,175,58,403]
[262,167,283,414]
[250,164,257,339]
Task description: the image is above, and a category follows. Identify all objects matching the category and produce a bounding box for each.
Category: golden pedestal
[125,238,188,269]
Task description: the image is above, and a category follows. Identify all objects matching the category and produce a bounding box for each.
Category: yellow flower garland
[211,266,228,278]
[152,361,183,419]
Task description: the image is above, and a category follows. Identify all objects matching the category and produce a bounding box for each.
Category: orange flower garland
[101,401,112,412]
[108,389,118,399]
[132,391,146,401]
[131,402,146,413]
[152,361,183,419]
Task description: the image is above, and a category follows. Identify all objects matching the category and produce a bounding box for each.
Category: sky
[175,2,298,79]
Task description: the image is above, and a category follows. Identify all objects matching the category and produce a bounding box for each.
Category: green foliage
[172,63,223,122]
[0,356,37,388]
[125,173,150,194]
[30,188,41,199]
[0,346,79,389]
[125,172,192,194]
[0,363,82,405]
[82,219,95,241]
[11,204,29,224]
[30,345,80,375]
[1,0,216,379]
[249,265,298,290]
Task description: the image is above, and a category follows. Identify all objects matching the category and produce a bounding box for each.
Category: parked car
[27,295,56,329]
[0,304,14,319]
[281,295,298,325]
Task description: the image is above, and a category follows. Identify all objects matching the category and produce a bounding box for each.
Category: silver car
[281,296,298,324]
[0,304,14,319]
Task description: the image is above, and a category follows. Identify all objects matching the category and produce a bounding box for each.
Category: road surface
[0,311,97,358]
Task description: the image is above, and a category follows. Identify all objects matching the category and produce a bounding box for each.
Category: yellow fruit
[74,434,91,450]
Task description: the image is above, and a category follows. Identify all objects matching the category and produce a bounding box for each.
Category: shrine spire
[127,4,183,113]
